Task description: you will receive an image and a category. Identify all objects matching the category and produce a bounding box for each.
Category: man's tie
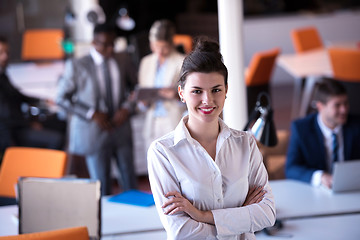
[102,60,114,117]
[331,132,339,171]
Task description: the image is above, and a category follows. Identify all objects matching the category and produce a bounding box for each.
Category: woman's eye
[192,90,201,94]
[212,89,221,93]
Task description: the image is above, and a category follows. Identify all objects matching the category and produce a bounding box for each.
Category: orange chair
[245,48,281,114]
[291,26,323,53]
[22,29,64,61]
[0,147,67,198]
[328,47,360,116]
[173,34,193,54]
[0,226,89,240]
[328,47,360,82]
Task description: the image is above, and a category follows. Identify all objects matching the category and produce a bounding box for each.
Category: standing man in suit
[286,79,360,189]
[0,36,64,153]
[57,24,138,195]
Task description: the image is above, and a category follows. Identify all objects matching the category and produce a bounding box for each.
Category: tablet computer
[134,87,163,101]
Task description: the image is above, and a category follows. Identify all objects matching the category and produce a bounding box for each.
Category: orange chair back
[291,26,323,53]
[328,47,360,82]
[173,34,193,54]
[0,226,89,240]
[22,29,64,61]
[246,48,281,87]
[0,147,67,198]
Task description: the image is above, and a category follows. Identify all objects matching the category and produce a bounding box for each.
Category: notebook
[332,160,360,193]
[108,190,155,207]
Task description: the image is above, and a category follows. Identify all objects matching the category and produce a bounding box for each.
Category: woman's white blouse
[147,116,276,240]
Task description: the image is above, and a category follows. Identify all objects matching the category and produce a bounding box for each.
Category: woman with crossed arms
[147,37,275,240]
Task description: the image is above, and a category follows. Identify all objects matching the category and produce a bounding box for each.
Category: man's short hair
[0,36,8,44]
[93,23,116,36]
[314,78,347,104]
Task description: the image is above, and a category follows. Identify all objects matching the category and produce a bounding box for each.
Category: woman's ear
[178,85,185,103]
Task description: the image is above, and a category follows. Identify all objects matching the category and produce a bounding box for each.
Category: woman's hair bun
[193,36,220,54]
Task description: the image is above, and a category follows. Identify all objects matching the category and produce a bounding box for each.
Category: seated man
[285,78,360,189]
[0,36,64,153]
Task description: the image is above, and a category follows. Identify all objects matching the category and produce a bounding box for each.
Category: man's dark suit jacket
[0,72,39,151]
[285,113,360,183]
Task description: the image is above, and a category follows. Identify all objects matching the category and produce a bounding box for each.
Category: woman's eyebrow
[190,84,223,89]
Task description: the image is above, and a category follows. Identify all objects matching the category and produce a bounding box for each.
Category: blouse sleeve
[211,133,276,237]
[147,141,218,240]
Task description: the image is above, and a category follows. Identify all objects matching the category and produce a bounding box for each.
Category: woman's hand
[162,191,214,225]
[243,186,265,206]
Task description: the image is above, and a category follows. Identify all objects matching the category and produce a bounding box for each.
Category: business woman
[148,37,275,240]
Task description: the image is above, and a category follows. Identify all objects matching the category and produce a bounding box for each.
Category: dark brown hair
[178,36,228,88]
[314,78,347,104]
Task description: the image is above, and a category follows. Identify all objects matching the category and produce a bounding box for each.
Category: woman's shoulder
[228,128,252,139]
[149,130,176,151]
[168,51,185,61]
[140,53,157,63]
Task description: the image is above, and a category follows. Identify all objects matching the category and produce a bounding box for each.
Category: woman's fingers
[244,186,266,206]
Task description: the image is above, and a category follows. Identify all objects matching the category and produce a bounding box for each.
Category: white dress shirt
[311,115,344,186]
[90,48,120,113]
[148,116,276,240]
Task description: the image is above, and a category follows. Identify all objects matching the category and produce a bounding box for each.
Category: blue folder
[107,190,155,207]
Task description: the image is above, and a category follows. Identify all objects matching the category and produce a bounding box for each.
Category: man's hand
[243,186,265,206]
[112,108,129,127]
[162,191,214,225]
[321,172,333,189]
[158,88,178,100]
[92,111,112,131]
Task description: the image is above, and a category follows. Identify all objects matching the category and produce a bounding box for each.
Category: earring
[180,97,185,103]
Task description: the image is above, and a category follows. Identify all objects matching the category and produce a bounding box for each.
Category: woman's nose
[202,91,213,104]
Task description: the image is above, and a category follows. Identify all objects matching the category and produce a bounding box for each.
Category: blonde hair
[149,19,175,44]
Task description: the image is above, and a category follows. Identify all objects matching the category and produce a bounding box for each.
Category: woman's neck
[186,117,220,143]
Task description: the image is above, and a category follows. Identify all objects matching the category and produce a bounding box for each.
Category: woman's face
[150,40,172,60]
[179,72,227,124]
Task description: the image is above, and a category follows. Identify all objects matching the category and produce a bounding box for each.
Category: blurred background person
[0,36,64,155]
[286,79,360,189]
[57,24,138,195]
[138,19,186,152]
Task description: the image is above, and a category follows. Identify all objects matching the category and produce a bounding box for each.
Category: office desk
[7,61,64,101]
[277,49,332,118]
[102,198,163,237]
[0,198,163,237]
[271,179,360,220]
[256,213,360,240]
[2,180,360,238]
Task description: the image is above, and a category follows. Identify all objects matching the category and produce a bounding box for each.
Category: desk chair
[328,47,360,116]
[291,26,323,53]
[173,34,193,54]
[0,226,89,240]
[22,29,64,61]
[245,48,280,115]
[0,147,67,199]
